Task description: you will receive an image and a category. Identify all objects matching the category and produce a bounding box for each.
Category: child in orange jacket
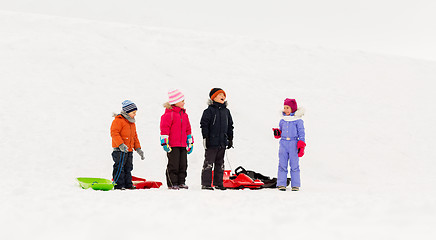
[110,100,144,190]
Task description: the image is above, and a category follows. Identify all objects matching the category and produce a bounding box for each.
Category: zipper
[218,109,222,147]
[180,111,183,146]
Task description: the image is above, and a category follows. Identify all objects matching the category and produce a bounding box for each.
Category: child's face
[213,93,226,104]
[283,105,292,115]
[175,100,185,109]
[128,110,137,118]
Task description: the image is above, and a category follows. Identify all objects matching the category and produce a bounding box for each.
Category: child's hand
[136,148,145,160]
[273,128,281,139]
[227,139,233,149]
[163,145,172,153]
[187,145,193,154]
[297,140,306,157]
[160,135,172,153]
[119,143,128,153]
[186,135,194,154]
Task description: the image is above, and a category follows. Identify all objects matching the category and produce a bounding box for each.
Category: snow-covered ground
[1,10,436,239]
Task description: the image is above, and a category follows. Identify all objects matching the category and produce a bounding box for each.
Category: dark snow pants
[112,151,133,189]
[166,147,188,187]
[201,147,226,187]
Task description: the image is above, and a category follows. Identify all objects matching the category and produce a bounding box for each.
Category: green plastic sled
[77,177,114,191]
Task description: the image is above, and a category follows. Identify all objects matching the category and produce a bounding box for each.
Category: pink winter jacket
[160,106,192,147]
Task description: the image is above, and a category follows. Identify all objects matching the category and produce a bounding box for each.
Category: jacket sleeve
[186,113,192,136]
[200,109,211,139]
[160,112,171,135]
[297,120,305,142]
[110,118,124,148]
[227,109,234,140]
[134,126,141,150]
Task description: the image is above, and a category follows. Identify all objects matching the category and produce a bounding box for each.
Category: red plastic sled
[212,170,264,189]
[132,176,162,189]
[112,176,163,189]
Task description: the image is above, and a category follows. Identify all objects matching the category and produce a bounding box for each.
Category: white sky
[1,0,435,61]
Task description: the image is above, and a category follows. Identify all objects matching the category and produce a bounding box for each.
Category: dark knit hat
[122,100,138,113]
[209,88,226,100]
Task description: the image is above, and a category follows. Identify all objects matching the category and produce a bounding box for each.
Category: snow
[1,10,436,239]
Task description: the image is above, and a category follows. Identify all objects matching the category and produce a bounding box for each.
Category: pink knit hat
[284,98,297,113]
[168,89,185,105]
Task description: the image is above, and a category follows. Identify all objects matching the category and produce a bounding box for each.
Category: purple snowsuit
[277,112,305,187]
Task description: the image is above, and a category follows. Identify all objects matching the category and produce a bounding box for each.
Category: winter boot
[168,185,180,190]
[114,185,126,190]
[179,184,189,189]
[292,187,299,191]
[201,185,214,190]
[278,186,286,191]
[214,185,227,191]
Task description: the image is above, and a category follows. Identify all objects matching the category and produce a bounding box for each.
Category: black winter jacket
[200,101,234,148]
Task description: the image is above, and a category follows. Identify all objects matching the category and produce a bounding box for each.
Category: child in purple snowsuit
[273,98,306,191]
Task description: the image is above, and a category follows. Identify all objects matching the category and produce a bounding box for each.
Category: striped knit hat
[122,100,138,113]
[209,88,226,100]
[168,89,185,105]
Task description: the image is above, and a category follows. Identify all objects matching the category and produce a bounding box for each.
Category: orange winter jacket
[111,114,141,152]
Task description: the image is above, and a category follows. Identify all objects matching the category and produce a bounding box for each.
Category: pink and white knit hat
[168,89,185,105]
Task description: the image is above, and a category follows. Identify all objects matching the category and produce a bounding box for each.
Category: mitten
[160,135,172,153]
[136,148,145,160]
[272,128,281,139]
[227,138,233,149]
[297,140,306,157]
[119,143,128,153]
[186,135,194,154]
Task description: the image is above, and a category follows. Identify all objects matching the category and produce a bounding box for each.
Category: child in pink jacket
[160,89,193,190]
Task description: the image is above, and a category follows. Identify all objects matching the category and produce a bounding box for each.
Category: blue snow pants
[277,139,300,187]
[112,151,133,189]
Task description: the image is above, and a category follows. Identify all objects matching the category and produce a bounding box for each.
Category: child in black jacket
[200,88,234,190]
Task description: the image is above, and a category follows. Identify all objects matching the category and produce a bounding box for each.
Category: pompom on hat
[122,100,138,113]
[209,88,226,100]
[168,89,185,105]
[284,98,297,113]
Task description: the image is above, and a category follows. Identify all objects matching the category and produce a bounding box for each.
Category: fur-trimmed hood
[207,99,228,107]
[163,102,187,114]
[112,111,135,123]
[281,107,305,121]
[163,102,172,110]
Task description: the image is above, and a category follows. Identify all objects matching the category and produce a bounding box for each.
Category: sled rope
[164,153,174,188]
[225,151,233,174]
[113,152,125,185]
[166,167,174,188]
